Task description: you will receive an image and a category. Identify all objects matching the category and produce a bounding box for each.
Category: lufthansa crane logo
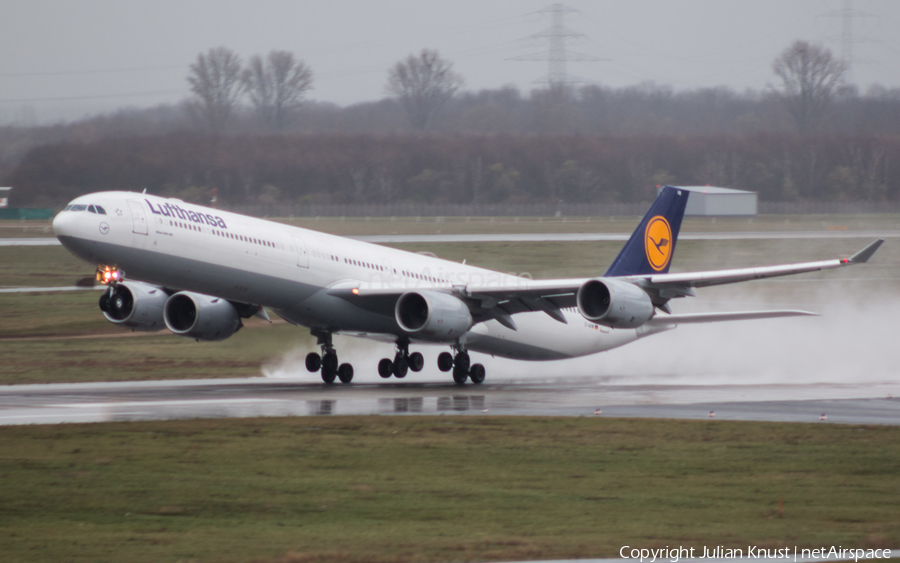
[644,215,672,271]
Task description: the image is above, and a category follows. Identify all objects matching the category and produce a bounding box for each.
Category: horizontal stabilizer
[648,310,818,326]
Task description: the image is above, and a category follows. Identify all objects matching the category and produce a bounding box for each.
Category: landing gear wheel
[337,363,354,383]
[321,365,337,384]
[452,364,468,385]
[452,350,470,385]
[437,352,454,372]
[454,351,470,373]
[378,358,394,378]
[409,352,424,372]
[322,351,338,373]
[393,354,409,379]
[469,363,486,384]
[305,352,322,372]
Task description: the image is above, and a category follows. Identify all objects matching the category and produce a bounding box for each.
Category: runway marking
[0,412,150,420]
[0,286,102,293]
[48,398,283,408]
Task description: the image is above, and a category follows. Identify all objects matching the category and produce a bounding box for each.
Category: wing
[629,238,884,298]
[331,239,883,329]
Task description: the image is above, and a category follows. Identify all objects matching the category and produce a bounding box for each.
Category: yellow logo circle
[644,216,673,271]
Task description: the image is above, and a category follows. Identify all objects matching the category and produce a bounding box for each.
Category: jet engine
[164,291,242,342]
[576,278,655,329]
[395,290,473,340]
[98,281,167,331]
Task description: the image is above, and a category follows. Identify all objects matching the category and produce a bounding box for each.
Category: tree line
[8,133,898,207]
[180,40,864,136]
[3,40,900,207]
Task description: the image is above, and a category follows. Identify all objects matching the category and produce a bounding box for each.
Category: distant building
[0,187,10,209]
[658,185,757,216]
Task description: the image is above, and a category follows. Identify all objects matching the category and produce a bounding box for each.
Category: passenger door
[126,200,148,235]
[290,234,309,268]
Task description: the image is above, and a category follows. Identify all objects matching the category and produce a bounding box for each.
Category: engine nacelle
[576,278,655,329]
[395,290,473,340]
[164,292,242,342]
[98,281,167,331]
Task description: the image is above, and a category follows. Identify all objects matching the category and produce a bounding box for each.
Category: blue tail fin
[604,186,689,277]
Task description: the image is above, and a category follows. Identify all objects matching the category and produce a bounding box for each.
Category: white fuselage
[53,192,660,360]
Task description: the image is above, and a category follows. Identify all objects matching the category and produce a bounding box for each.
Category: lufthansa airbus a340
[52,187,883,385]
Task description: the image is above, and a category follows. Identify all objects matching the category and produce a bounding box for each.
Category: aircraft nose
[52,209,74,238]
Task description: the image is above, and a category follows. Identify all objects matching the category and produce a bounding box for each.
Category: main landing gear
[378,339,425,379]
[437,349,485,385]
[305,333,485,386]
[305,331,354,384]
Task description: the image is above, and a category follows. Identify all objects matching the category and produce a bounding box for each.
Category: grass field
[0,416,897,563]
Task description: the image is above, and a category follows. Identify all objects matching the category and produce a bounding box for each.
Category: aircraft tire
[452,363,468,385]
[469,363,486,384]
[378,358,393,378]
[322,351,338,372]
[393,355,409,378]
[338,363,354,383]
[409,352,424,372]
[321,366,337,384]
[437,352,453,372]
[454,351,470,373]
[305,352,322,372]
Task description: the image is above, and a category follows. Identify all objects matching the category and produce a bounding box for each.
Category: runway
[1,376,896,426]
[3,230,899,247]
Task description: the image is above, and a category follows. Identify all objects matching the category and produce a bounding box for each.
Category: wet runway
[1,376,896,426]
[3,230,899,247]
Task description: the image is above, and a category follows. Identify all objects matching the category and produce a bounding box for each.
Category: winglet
[849,239,884,264]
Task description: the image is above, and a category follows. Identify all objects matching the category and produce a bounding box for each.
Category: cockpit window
[88,205,97,213]
[69,204,87,212]
[95,205,107,215]
[63,205,72,211]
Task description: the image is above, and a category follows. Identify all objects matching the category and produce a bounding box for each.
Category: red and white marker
[708,410,716,418]
[819,413,827,421]
[594,409,602,415]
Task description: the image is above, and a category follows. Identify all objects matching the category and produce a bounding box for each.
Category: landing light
[352,288,359,295]
[96,266,124,285]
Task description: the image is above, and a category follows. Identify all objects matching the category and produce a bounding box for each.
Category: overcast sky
[2,0,899,124]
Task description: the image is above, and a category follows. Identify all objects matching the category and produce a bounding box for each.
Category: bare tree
[243,51,313,131]
[187,47,244,133]
[772,41,845,134]
[385,49,463,130]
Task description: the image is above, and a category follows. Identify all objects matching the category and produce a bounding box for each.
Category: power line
[0,65,187,78]
[0,89,186,104]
